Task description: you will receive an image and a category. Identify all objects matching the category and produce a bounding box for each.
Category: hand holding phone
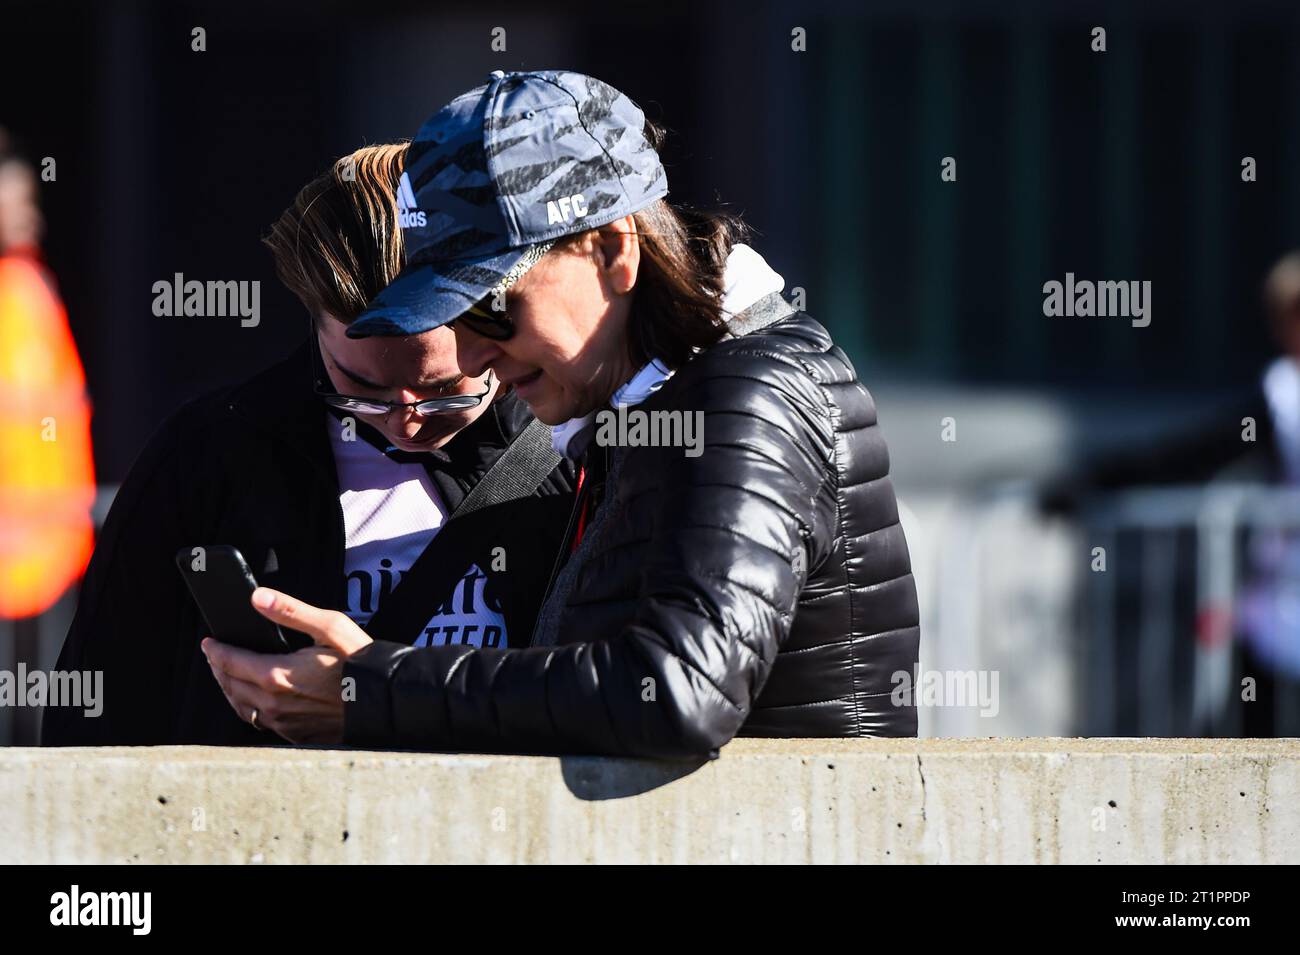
[175,545,291,653]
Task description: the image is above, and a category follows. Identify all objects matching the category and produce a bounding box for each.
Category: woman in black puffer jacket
[231,72,920,757]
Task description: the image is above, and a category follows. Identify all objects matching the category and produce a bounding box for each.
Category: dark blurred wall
[4,0,1300,481]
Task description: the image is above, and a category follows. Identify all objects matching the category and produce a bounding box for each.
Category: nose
[390,391,427,439]
[453,324,504,379]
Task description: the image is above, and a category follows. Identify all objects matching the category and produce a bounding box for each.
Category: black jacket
[42,343,575,746]
[344,297,921,757]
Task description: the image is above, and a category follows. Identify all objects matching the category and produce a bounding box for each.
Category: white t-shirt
[328,414,508,648]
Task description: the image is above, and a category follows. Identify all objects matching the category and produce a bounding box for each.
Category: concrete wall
[3,738,1297,863]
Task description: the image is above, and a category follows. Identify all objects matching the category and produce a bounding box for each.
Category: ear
[595,216,641,296]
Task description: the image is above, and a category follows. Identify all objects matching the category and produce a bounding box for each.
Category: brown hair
[263,143,407,323]
[556,121,749,369]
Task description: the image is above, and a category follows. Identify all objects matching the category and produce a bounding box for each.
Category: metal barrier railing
[1080,483,1300,737]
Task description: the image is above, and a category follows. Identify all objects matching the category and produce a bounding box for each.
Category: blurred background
[3,0,1300,741]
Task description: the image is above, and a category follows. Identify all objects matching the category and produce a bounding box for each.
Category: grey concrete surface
[2,738,1296,863]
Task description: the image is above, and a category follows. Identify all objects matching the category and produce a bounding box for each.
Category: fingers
[202,636,294,690]
[250,587,334,640]
[203,647,340,745]
[204,655,280,736]
[227,674,273,723]
[250,588,372,653]
[203,635,346,705]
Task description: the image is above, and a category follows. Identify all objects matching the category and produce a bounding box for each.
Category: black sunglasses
[452,295,515,341]
[309,329,493,416]
[448,237,557,340]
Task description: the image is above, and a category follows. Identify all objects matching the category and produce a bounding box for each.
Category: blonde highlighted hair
[263,143,408,323]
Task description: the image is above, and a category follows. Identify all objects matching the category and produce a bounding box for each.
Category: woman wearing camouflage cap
[206,70,920,756]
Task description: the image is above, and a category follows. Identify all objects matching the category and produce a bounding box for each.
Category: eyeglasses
[309,329,493,416]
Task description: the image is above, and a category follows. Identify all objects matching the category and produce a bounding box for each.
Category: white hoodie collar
[550,243,784,458]
[719,242,786,320]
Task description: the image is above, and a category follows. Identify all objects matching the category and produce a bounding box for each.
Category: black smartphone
[174,545,290,653]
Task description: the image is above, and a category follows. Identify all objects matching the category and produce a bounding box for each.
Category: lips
[391,423,455,450]
[504,368,543,396]
[391,433,440,451]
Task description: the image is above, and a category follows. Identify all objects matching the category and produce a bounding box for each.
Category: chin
[522,392,581,426]
[523,404,564,426]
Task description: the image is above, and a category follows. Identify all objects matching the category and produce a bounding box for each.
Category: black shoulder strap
[363,417,560,644]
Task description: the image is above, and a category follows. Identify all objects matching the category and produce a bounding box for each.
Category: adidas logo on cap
[397,172,427,229]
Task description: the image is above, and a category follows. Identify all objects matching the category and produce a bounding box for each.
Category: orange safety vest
[0,251,95,618]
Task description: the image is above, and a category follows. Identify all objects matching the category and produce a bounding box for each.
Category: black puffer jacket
[345,294,920,757]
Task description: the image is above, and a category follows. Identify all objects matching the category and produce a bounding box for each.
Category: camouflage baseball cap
[347,70,669,338]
